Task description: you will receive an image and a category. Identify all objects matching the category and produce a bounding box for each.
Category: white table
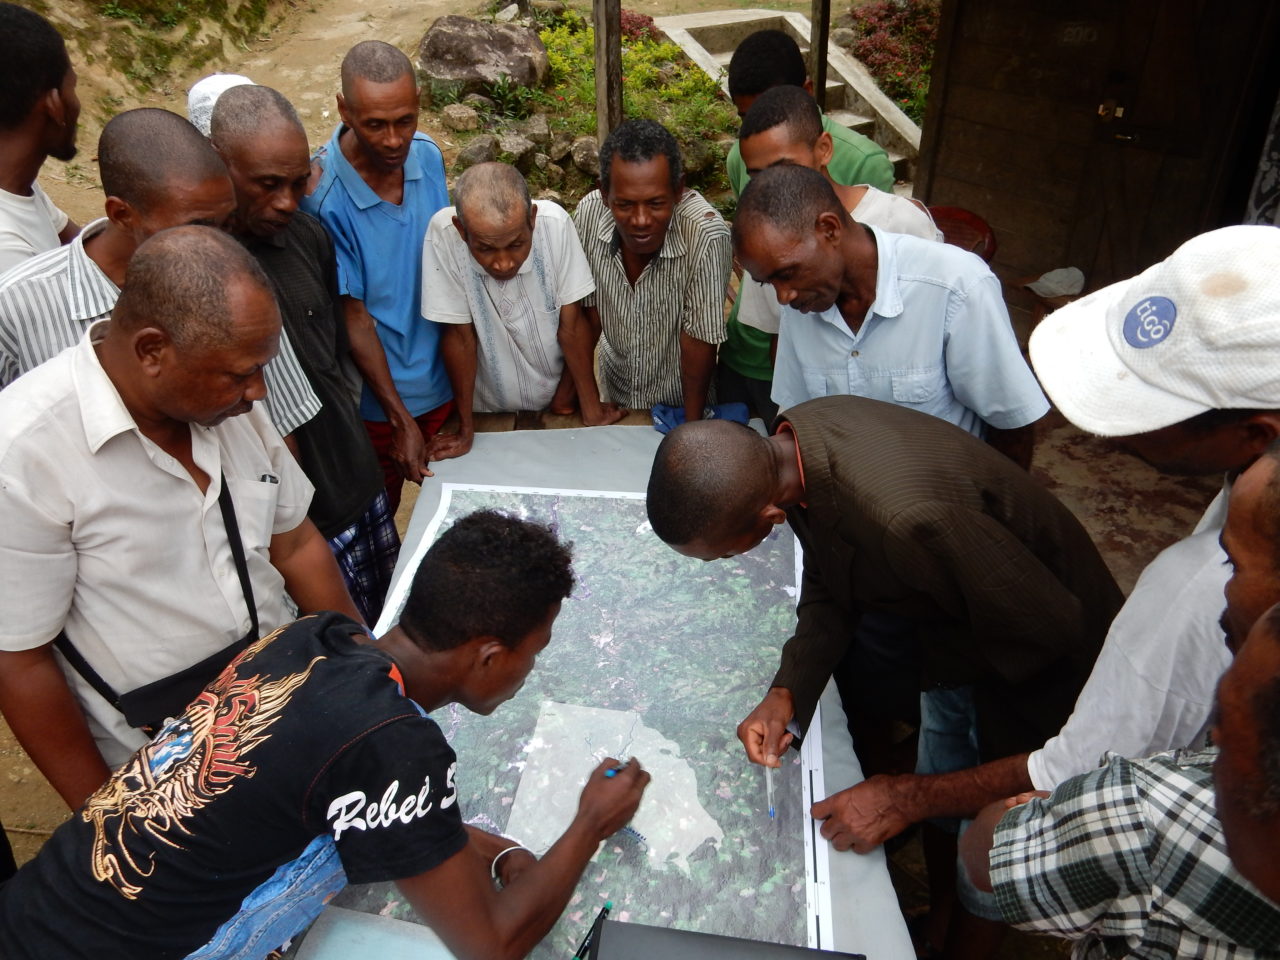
[300,425,911,960]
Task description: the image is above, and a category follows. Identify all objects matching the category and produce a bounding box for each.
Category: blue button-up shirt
[302,127,452,421]
[771,224,1048,437]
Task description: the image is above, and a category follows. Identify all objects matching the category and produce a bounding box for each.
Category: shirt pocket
[889,369,943,405]
[803,371,835,399]
[224,475,282,551]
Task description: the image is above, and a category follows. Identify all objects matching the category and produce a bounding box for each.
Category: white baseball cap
[186,73,256,137]
[1029,224,1280,437]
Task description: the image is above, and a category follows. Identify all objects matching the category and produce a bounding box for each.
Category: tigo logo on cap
[1122,296,1176,349]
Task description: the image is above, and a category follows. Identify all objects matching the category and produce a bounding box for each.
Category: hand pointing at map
[577,757,651,840]
[737,687,796,767]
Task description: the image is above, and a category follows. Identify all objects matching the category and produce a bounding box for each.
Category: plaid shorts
[327,490,400,626]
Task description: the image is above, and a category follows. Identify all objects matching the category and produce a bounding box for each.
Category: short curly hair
[0,3,70,131]
[600,118,683,197]
[399,509,575,650]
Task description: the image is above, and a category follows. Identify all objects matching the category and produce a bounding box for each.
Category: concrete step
[887,151,911,183]
[826,108,875,138]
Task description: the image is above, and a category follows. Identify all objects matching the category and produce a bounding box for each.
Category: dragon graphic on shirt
[81,623,323,899]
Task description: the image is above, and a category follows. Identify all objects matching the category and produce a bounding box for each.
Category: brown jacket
[775,396,1124,760]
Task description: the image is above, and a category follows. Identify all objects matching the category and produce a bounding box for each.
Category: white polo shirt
[422,200,595,412]
[0,322,313,764]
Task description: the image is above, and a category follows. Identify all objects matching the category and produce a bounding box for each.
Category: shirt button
[850,350,860,357]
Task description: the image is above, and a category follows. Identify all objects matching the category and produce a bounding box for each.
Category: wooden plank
[593,0,622,143]
[808,0,830,110]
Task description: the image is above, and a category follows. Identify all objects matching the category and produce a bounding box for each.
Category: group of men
[0,3,1277,959]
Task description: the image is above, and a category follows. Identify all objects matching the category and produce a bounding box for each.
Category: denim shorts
[185,835,348,960]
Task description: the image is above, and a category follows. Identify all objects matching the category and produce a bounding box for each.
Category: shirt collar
[65,218,120,323]
[327,124,424,211]
[864,223,903,320]
[594,191,690,260]
[72,319,142,454]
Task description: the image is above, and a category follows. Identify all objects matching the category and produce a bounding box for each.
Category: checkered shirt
[991,748,1280,959]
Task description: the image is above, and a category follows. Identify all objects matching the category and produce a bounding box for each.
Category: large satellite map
[332,484,826,957]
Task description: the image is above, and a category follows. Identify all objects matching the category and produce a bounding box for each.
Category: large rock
[456,134,499,169]
[442,103,480,132]
[417,16,549,103]
[571,136,599,177]
[518,113,551,147]
[548,130,574,164]
[831,27,857,49]
[498,132,537,170]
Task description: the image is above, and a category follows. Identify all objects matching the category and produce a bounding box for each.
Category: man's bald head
[732,163,846,249]
[98,108,228,212]
[454,162,531,229]
[341,40,415,100]
[647,419,775,547]
[210,84,304,150]
[112,226,274,350]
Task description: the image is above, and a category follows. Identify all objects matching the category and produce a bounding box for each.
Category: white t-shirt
[1027,488,1232,789]
[422,200,595,412]
[0,182,69,276]
[738,186,940,335]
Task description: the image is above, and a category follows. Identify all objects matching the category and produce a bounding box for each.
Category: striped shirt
[992,749,1280,958]
[574,189,731,408]
[0,218,321,436]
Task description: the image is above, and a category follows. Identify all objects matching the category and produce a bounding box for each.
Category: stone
[536,189,563,204]
[463,92,496,111]
[531,0,565,13]
[571,135,599,177]
[416,15,549,100]
[533,152,565,188]
[831,27,857,49]
[548,130,573,164]
[498,132,537,169]
[680,137,717,177]
[519,113,551,147]
[495,3,519,21]
[442,103,480,132]
[456,134,499,169]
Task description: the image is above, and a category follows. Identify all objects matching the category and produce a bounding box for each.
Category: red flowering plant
[845,0,939,124]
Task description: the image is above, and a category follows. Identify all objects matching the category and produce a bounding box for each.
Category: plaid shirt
[991,749,1280,959]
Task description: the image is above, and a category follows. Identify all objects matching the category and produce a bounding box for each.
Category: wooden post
[594,0,623,144]
[809,0,830,110]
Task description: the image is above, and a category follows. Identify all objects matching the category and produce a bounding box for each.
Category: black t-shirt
[245,214,383,537]
[0,613,466,959]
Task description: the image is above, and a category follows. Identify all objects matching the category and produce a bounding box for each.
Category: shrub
[846,0,939,124]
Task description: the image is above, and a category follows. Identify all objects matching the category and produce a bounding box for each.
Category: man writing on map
[0,510,650,960]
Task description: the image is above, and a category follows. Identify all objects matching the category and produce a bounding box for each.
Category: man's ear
[1241,414,1280,459]
[815,209,844,245]
[336,92,351,126]
[762,503,788,527]
[133,327,171,377]
[475,637,509,671]
[527,203,538,230]
[813,132,835,169]
[451,214,468,242]
[802,77,815,97]
[44,86,67,128]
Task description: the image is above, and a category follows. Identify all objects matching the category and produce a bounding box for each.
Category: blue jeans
[185,835,348,960]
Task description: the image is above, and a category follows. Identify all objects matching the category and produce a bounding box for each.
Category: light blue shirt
[302,127,452,422]
[771,224,1048,436]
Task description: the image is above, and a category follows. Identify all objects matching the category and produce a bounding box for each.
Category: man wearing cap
[809,224,1280,952]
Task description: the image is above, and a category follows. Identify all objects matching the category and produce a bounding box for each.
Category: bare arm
[431,323,478,460]
[341,295,430,484]
[557,301,623,426]
[58,219,81,245]
[811,753,1034,853]
[269,518,363,625]
[396,759,649,960]
[960,790,1048,894]
[985,423,1036,471]
[0,645,111,809]
[678,331,716,423]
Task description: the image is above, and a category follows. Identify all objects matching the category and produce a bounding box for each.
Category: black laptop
[587,918,865,959]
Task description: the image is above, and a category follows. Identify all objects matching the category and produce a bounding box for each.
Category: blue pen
[765,764,775,819]
[603,764,627,778]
